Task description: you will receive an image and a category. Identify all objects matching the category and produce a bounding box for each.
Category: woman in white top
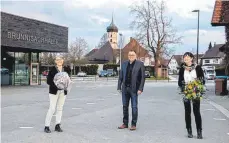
[178,52,205,139]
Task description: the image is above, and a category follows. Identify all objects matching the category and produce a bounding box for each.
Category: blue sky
[1,0,226,55]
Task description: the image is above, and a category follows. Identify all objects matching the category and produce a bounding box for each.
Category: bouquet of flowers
[183,80,205,100]
[53,72,73,92]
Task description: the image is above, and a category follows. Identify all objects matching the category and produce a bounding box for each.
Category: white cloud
[64,0,141,9]
[90,15,110,25]
[182,29,226,53]
[64,0,215,19]
[166,0,215,18]
[1,2,65,26]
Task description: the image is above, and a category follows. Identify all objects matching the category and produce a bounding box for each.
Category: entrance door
[30,63,39,85]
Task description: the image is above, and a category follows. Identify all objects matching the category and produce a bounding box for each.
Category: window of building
[110,39,112,42]
[204,59,210,64]
[14,52,30,85]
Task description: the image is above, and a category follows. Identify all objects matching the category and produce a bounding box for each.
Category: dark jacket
[118,60,145,92]
[178,63,205,87]
[47,66,69,95]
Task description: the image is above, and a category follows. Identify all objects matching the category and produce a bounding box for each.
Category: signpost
[70,63,73,78]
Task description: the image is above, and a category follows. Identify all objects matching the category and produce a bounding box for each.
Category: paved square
[1,81,229,143]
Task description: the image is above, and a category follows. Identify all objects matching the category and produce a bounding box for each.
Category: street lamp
[192,9,200,64]
[119,33,123,69]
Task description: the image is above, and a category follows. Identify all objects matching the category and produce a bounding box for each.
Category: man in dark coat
[117,50,145,131]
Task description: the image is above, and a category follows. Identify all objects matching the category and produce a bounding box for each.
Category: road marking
[208,101,229,119]
[227,133,229,135]
[67,99,78,101]
[72,108,82,110]
[86,102,96,105]
[213,118,227,121]
[203,109,216,111]
[19,127,33,129]
[110,93,119,95]
[97,99,105,101]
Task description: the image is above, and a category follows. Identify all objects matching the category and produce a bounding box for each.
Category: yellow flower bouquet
[183,80,205,100]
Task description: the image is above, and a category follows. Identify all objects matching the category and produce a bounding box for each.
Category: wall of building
[201,58,223,65]
[168,57,178,72]
[1,12,68,52]
[107,32,117,45]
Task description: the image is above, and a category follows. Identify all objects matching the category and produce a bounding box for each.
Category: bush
[103,64,120,72]
[147,76,170,80]
[73,65,99,75]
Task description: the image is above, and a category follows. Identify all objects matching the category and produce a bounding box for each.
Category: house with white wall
[167,55,183,74]
[201,43,225,68]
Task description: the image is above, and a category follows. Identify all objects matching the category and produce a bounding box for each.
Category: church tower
[106,15,118,49]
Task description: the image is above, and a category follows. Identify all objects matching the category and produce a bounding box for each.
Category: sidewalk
[206,87,229,111]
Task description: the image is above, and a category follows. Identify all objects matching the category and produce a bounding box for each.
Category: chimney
[208,42,212,50]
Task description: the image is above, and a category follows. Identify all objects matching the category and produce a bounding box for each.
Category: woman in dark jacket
[44,55,69,133]
[178,52,205,139]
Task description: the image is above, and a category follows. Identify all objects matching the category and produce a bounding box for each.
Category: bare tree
[68,37,89,73]
[40,52,57,65]
[97,33,108,48]
[130,0,182,77]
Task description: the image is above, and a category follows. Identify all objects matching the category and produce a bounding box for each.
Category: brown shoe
[118,124,128,129]
[130,126,136,131]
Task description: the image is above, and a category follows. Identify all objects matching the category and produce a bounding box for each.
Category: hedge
[73,65,99,75]
[103,64,120,72]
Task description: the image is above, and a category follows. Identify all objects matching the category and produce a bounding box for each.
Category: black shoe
[55,124,63,132]
[187,128,193,138]
[44,126,51,133]
[197,129,203,139]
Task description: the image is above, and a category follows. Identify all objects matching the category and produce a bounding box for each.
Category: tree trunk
[154,58,158,77]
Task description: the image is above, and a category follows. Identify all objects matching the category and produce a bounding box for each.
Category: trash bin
[215,76,228,95]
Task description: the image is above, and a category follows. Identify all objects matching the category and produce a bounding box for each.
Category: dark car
[145,71,151,78]
[99,70,108,77]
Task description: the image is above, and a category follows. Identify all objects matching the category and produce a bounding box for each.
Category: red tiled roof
[211,0,229,26]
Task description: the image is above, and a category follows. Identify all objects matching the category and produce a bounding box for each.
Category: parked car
[42,70,49,76]
[145,71,151,78]
[77,71,87,77]
[98,70,108,77]
[1,67,9,74]
[107,69,115,76]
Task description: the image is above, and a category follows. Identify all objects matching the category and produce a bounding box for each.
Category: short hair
[55,54,64,60]
[129,50,136,53]
[183,52,194,59]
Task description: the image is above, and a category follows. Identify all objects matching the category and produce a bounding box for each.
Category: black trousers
[184,99,202,130]
[122,87,138,126]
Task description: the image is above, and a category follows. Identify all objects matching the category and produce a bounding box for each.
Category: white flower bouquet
[53,72,73,93]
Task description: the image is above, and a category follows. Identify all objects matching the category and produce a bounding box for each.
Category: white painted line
[86,103,95,105]
[213,118,227,121]
[208,101,229,119]
[227,133,229,135]
[67,99,78,101]
[19,127,33,129]
[72,108,82,110]
[203,109,216,111]
[97,99,105,101]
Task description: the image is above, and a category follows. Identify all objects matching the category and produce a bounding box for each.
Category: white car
[77,72,87,77]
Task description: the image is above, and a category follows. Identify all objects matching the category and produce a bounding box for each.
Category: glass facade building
[1,12,68,86]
